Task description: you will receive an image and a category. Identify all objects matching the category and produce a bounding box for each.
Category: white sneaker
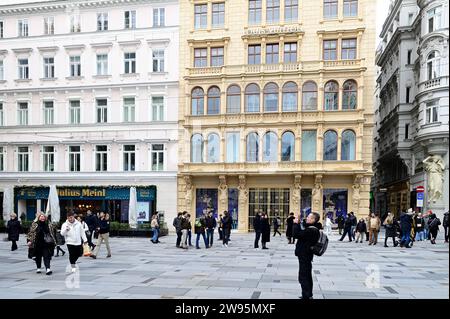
[225,244,228,248]
[46,269,52,275]
[36,268,42,274]
[71,267,77,273]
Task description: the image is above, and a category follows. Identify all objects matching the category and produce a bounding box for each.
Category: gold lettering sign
[245,25,303,36]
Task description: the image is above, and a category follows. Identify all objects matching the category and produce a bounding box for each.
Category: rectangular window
[123,97,135,122]
[194,4,208,29]
[0,146,4,171]
[43,146,54,172]
[153,8,165,27]
[151,144,164,171]
[194,48,207,67]
[428,6,441,33]
[95,145,108,171]
[97,13,108,31]
[152,96,164,121]
[266,44,279,64]
[17,102,28,125]
[18,59,29,79]
[43,57,55,78]
[284,0,298,23]
[0,60,3,80]
[248,45,261,65]
[152,49,165,72]
[284,43,297,63]
[426,102,439,124]
[96,98,108,123]
[266,0,280,24]
[302,130,316,161]
[408,13,414,25]
[44,17,54,35]
[407,50,412,64]
[324,0,338,18]
[0,102,3,126]
[323,40,337,60]
[18,146,29,172]
[0,21,3,38]
[69,100,80,124]
[123,145,135,171]
[404,123,409,140]
[212,3,225,28]
[43,101,54,125]
[124,10,136,29]
[341,38,357,60]
[210,47,224,67]
[96,54,108,75]
[70,15,80,33]
[70,56,81,77]
[69,146,81,172]
[226,132,240,163]
[18,19,28,37]
[249,0,262,25]
[124,52,136,74]
[406,87,410,103]
[343,0,358,17]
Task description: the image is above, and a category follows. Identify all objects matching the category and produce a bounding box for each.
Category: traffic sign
[417,186,424,192]
[417,191,424,207]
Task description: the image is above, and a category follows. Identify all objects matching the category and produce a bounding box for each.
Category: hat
[407,208,414,215]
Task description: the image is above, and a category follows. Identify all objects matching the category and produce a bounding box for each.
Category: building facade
[178,0,376,232]
[0,0,180,225]
[373,0,448,219]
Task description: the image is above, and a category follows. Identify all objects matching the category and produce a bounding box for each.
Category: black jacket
[194,217,206,234]
[253,215,262,232]
[261,218,271,243]
[356,221,367,233]
[293,221,322,262]
[98,219,110,234]
[205,216,217,229]
[173,217,182,232]
[414,217,424,232]
[400,213,413,232]
[181,217,191,230]
[85,214,98,231]
[344,216,354,229]
[286,216,295,237]
[443,213,449,228]
[337,216,345,228]
[221,214,232,230]
[7,218,21,241]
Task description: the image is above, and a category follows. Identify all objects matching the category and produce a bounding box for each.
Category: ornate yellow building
[178,0,376,232]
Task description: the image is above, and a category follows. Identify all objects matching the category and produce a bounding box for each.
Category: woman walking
[428,213,441,244]
[27,213,57,275]
[383,212,398,247]
[151,214,159,244]
[61,212,88,272]
[90,212,112,259]
[286,213,295,244]
[261,213,271,250]
[355,218,367,243]
[7,213,21,251]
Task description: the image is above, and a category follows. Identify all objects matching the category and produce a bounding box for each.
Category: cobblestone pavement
[0,231,448,299]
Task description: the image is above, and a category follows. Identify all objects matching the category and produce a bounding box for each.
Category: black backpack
[310,226,328,256]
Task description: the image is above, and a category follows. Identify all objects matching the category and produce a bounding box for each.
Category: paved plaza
[0,231,448,299]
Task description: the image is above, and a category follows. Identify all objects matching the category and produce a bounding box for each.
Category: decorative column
[218,175,228,214]
[237,175,249,232]
[352,174,363,216]
[184,175,193,214]
[312,174,323,216]
[292,175,302,213]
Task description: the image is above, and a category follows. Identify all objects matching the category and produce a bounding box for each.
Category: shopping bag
[83,243,91,257]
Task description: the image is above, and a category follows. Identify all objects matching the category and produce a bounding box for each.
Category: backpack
[195,219,202,228]
[429,218,441,230]
[309,226,328,256]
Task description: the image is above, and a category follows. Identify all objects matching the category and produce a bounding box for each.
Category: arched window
[263,131,278,162]
[191,87,204,115]
[324,81,339,110]
[264,82,279,112]
[281,131,295,161]
[207,133,220,163]
[191,134,204,163]
[342,80,357,110]
[245,83,260,113]
[323,130,337,160]
[227,85,241,113]
[246,132,259,162]
[207,86,221,115]
[341,130,356,160]
[282,82,298,112]
[427,51,440,80]
[302,81,317,110]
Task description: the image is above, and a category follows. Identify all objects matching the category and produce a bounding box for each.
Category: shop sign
[416,186,424,208]
[245,25,303,36]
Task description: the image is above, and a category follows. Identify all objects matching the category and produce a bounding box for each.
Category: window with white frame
[151,144,164,171]
[44,17,54,35]
[69,100,80,124]
[153,8,165,27]
[96,98,108,123]
[95,145,108,171]
[70,15,81,33]
[284,0,298,23]
[428,6,442,33]
[97,13,108,31]
[284,43,297,63]
[18,19,28,37]
[43,57,55,78]
[124,10,136,29]
[0,102,3,126]
[152,96,164,121]
[43,101,54,125]
[226,132,240,163]
[212,2,225,28]
[266,0,280,24]
[70,56,81,77]
[341,38,357,60]
[427,51,440,80]
[69,145,81,172]
[123,97,135,122]
[426,101,439,124]
[18,146,29,172]
[18,59,29,79]
[249,0,262,25]
[343,0,358,17]
[0,60,3,80]
[324,0,338,19]
[323,40,337,60]
[194,4,208,29]
[42,146,55,172]
[123,145,135,171]
[194,48,207,67]
[96,54,108,75]
[124,52,136,73]
[0,146,4,171]
[152,49,165,72]
[17,102,28,125]
[210,47,224,67]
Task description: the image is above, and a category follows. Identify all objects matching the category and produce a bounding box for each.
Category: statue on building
[423,155,445,203]
[312,175,322,209]
[184,175,193,210]
[238,175,248,205]
[292,175,302,207]
[218,176,228,206]
[352,175,362,210]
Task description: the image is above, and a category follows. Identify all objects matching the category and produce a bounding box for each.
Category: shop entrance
[248,188,290,232]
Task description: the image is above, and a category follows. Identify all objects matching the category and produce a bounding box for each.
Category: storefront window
[300,189,312,220]
[228,188,239,229]
[248,188,289,231]
[323,189,348,222]
[196,189,218,218]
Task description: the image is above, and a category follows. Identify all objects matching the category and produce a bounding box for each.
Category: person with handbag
[428,213,441,245]
[7,212,21,251]
[90,212,112,258]
[27,212,57,275]
[60,212,88,273]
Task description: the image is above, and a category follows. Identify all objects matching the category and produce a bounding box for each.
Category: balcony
[419,76,449,92]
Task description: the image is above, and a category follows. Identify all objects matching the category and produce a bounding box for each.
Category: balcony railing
[420,76,449,91]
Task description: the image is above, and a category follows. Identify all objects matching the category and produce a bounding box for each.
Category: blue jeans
[152,228,159,242]
[415,231,424,241]
[206,229,214,247]
[188,229,192,245]
[401,232,411,246]
[196,233,208,248]
[423,229,429,239]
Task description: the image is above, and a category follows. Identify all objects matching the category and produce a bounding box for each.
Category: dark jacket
[356,220,367,233]
[414,217,425,232]
[272,217,280,228]
[428,216,441,231]
[344,216,354,230]
[173,216,182,232]
[443,212,449,228]
[337,216,345,228]
[85,214,98,231]
[253,215,262,232]
[261,218,271,243]
[98,219,110,234]
[221,214,232,230]
[400,213,413,233]
[194,217,206,234]
[27,221,57,250]
[7,218,21,241]
[293,221,322,262]
[181,217,191,230]
[205,216,217,229]
[286,216,295,238]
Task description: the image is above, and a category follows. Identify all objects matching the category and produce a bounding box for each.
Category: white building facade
[0,0,179,226]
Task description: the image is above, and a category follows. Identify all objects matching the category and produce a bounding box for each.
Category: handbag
[44,233,55,245]
[83,243,91,257]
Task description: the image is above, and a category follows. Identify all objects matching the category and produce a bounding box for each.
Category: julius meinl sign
[244,25,303,36]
